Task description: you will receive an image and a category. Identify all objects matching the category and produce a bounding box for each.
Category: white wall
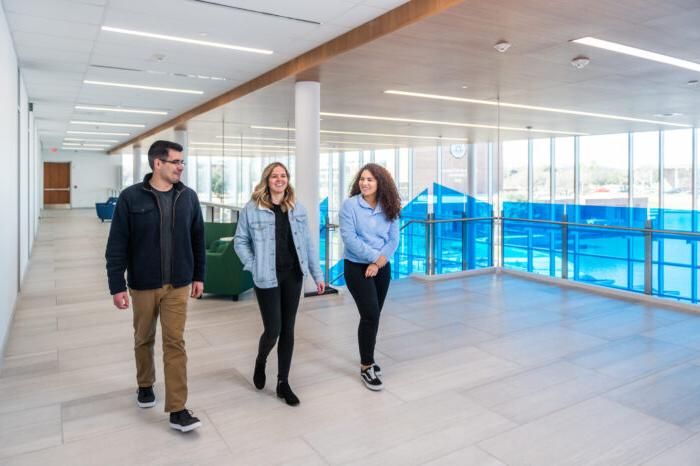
[19,80,29,280]
[41,150,122,208]
[0,3,37,356]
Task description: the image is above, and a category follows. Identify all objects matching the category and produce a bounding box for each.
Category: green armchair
[203,222,253,300]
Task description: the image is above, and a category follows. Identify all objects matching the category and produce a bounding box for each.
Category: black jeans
[253,272,303,381]
[344,260,391,366]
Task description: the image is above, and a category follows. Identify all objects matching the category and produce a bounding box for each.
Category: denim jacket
[234,200,323,289]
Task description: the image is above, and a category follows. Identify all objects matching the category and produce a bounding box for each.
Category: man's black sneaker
[373,364,382,376]
[169,409,202,433]
[253,361,266,390]
[360,366,384,391]
[137,386,156,408]
[276,380,300,406]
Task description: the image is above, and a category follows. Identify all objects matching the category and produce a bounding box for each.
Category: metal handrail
[398,215,700,238]
[317,213,700,297]
[201,202,241,223]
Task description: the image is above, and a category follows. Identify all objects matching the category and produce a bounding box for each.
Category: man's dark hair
[147,140,183,169]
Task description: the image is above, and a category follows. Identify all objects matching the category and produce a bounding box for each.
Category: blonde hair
[251,162,296,212]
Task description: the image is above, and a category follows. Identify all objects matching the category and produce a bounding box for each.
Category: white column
[295,81,321,292]
[174,127,188,185]
[133,145,142,184]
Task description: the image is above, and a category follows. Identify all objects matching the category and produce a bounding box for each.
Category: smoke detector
[494,41,511,53]
[571,56,590,69]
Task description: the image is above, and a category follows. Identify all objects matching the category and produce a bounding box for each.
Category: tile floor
[2,209,700,465]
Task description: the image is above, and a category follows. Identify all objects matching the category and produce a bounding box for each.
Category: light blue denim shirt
[339,194,400,264]
[234,200,323,289]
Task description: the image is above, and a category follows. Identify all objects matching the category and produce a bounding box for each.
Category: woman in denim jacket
[339,163,400,391]
[234,162,324,405]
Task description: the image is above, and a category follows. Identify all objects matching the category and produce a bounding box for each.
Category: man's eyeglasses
[161,159,186,166]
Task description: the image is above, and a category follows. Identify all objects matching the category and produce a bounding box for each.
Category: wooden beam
[109,0,464,153]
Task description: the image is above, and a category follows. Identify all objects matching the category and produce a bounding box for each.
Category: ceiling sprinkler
[494,41,511,53]
[571,56,590,69]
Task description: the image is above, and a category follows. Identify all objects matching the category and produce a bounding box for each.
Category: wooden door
[43,162,70,205]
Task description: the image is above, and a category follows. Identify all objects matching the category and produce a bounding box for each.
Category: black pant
[253,273,303,381]
[344,260,391,366]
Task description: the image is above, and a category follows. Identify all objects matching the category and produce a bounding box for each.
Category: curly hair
[349,163,401,221]
[251,162,296,212]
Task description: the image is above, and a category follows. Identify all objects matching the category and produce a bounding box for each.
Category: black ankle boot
[276,380,300,406]
[253,361,266,390]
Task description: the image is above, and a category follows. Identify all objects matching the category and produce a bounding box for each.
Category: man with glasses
[106,140,205,432]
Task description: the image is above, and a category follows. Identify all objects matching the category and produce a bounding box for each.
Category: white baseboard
[410,267,497,282]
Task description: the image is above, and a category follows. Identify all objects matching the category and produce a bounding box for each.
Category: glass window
[632,131,659,209]
[187,155,197,192]
[441,144,468,194]
[374,148,396,178]
[532,138,551,202]
[474,143,490,201]
[344,151,361,183]
[121,152,133,188]
[398,147,411,202]
[140,153,149,177]
[554,137,575,203]
[663,129,692,210]
[412,145,438,198]
[502,139,528,202]
[223,155,237,205]
[210,156,224,203]
[196,155,211,202]
[579,133,628,207]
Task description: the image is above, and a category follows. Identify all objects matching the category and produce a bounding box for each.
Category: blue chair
[95,197,118,222]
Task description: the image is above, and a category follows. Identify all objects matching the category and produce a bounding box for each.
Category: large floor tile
[479,397,692,466]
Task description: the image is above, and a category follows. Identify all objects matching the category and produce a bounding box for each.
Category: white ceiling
[4,0,408,149]
[180,0,700,149]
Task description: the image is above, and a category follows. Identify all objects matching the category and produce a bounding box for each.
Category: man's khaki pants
[129,285,189,413]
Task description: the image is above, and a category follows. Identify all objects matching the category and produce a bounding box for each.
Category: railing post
[425,213,434,276]
[500,210,505,268]
[490,207,496,267]
[562,212,569,280]
[324,214,331,285]
[461,211,468,271]
[644,219,653,295]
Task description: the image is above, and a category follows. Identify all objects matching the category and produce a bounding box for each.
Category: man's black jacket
[105,173,205,295]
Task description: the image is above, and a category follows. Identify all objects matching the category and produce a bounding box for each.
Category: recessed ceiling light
[217,135,295,142]
[84,80,203,94]
[70,120,145,128]
[572,37,700,73]
[64,137,119,143]
[67,130,130,136]
[191,148,291,154]
[653,112,683,118]
[61,147,105,151]
[461,85,468,89]
[62,142,111,147]
[384,89,690,128]
[75,105,168,115]
[190,142,295,149]
[319,112,587,136]
[323,140,395,146]
[101,26,273,55]
[687,80,699,87]
[250,125,469,142]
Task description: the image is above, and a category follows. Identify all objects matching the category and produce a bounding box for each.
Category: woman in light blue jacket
[234,162,324,406]
[339,163,400,391]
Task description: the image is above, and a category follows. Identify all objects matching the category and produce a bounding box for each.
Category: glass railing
[201,202,240,223]
[321,189,699,306]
